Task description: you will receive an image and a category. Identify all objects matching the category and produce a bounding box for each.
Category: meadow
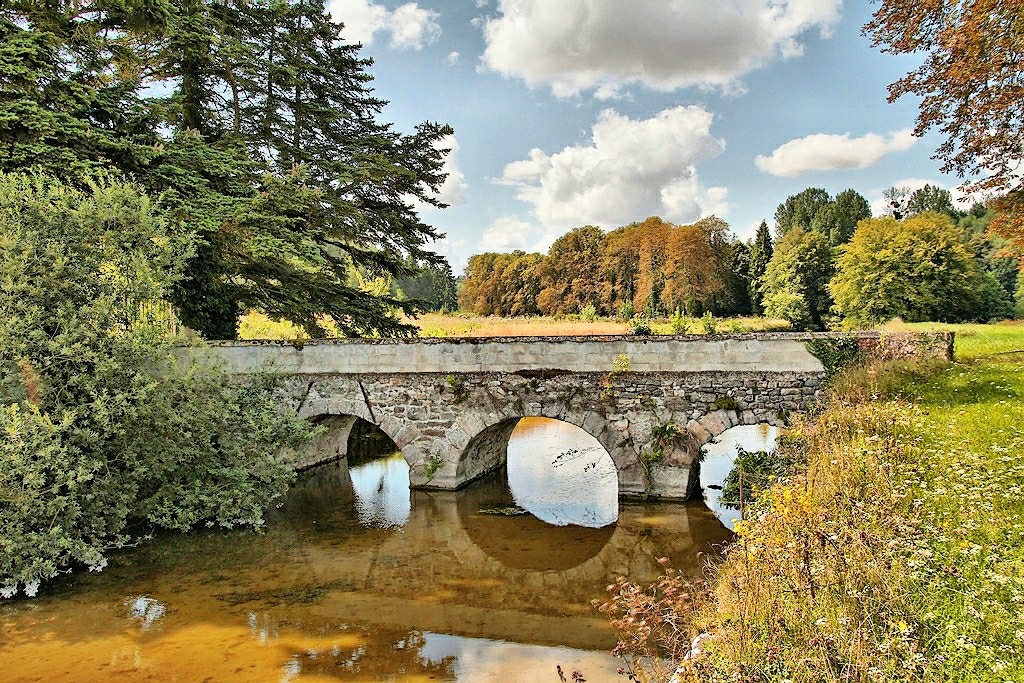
[238,310,794,340]
[603,321,1024,682]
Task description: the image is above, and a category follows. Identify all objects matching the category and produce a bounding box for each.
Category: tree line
[459,216,755,319]
[458,185,1023,329]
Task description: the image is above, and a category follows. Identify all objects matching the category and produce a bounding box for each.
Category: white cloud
[499,106,728,229]
[477,216,541,251]
[416,134,468,210]
[474,0,490,7]
[446,51,460,66]
[480,0,842,97]
[329,0,440,50]
[755,129,917,177]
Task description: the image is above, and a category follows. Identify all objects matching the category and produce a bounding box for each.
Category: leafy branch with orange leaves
[865,0,1024,256]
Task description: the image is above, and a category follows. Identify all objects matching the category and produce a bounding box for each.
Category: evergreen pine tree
[748,220,773,315]
[0,0,455,339]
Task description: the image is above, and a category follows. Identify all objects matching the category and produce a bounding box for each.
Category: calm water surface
[700,424,779,530]
[0,418,733,682]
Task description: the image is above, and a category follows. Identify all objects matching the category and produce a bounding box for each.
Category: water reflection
[506,417,618,528]
[0,419,732,683]
[700,423,779,530]
[349,453,411,528]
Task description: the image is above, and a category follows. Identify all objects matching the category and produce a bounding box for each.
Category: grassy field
[605,322,1024,682]
[238,310,793,339]
[879,319,1024,359]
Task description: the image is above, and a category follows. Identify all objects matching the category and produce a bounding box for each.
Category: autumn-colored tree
[600,226,641,313]
[460,216,738,319]
[866,1,1024,256]
[497,252,544,316]
[457,251,542,316]
[632,217,672,314]
[458,253,498,314]
[535,226,604,315]
[662,217,731,315]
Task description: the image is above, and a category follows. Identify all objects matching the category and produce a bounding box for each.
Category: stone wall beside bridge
[187,331,953,500]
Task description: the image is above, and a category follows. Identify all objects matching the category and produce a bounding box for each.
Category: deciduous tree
[830,213,998,325]
[760,227,834,331]
[865,1,1024,255]
[536,226,604,315]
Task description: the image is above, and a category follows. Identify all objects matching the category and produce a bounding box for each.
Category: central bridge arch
[448,407,645,496]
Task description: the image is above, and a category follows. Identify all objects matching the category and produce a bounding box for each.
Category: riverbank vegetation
[601,323,1024,682]
[0,175,314,598]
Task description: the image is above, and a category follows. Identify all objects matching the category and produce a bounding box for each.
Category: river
[0,417,771,682]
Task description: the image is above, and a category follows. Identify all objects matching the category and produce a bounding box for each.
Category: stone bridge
[193,331,952,500]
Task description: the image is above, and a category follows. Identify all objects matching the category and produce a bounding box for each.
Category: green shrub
[713,395,740,411]
[669,308,690,334]
[720,447,793,509]
[579,303,598,322]
[700,311,718,334]
[627,314,653,335]
[805,335,862,378]
[617,300,636,322]
[0,173,313,597]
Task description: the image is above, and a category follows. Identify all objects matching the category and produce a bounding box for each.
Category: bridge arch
[441,407,648,496]
[292,395,425,473]
[686,408,787,452]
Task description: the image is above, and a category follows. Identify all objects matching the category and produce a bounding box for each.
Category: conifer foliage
[0,0,454,339]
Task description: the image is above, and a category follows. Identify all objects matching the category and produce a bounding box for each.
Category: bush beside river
[0,175,315,598]
[603,323,1024,682]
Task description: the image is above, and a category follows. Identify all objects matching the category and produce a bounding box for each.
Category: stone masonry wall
[286,369,823,499]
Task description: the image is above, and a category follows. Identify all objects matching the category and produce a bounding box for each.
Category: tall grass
[417,313,791,337]
[602,324,1024,682]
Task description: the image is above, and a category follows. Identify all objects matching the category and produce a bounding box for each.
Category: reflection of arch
[449,409,646,496]
[455,469,615,571]
[411,487,716,595]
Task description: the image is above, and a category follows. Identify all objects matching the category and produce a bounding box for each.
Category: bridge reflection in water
[0,418,733,683]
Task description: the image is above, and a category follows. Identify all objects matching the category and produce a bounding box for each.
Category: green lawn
[879,320,1024,359]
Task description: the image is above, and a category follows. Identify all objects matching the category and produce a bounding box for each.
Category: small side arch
[686,408,787,452]
[292,394,422,472]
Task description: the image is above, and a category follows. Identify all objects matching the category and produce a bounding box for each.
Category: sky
[325,0,967,274]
